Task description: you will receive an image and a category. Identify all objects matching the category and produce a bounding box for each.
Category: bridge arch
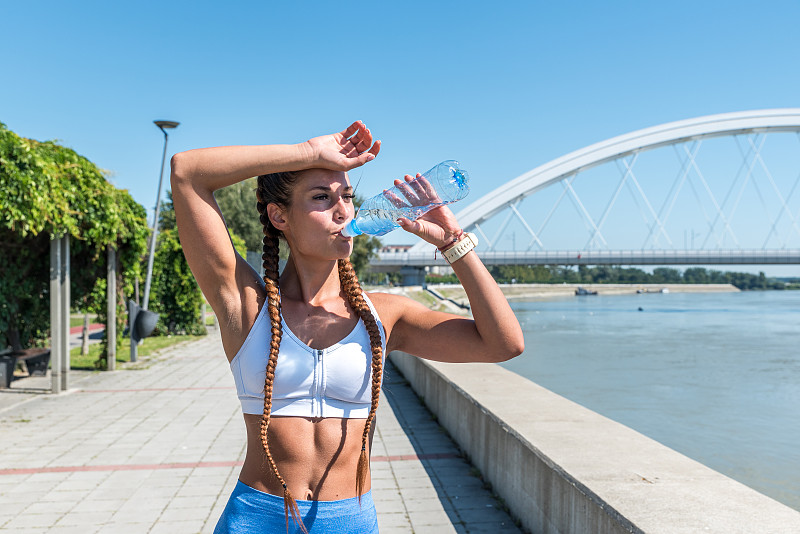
[410,109,800,253]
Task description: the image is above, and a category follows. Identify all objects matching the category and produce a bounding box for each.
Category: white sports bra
[229,293,386,418]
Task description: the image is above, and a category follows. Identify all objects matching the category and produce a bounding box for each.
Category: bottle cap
[341,219,362,237]
[453,169,468,187]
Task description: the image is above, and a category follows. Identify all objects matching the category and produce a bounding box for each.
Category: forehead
[297,168,351,190]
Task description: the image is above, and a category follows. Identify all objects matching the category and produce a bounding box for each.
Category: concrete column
[399,266,427,286]
[50,236,62,394]
[60,235,70,391]
[107,246,116,371]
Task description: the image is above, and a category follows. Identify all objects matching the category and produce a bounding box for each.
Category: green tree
[616,266,649,283]
[707,269,726,284]
[151,192,207,335]
[549,265,580,283]
[652,267,682,283]
[349,195,382,279]
[152,190,247,334]
[0,121,149,362]
[591,265,615,283]
[683,267,709,284]
[150,227,206,335]
[577,265,593,283]
[351,234,381,279]
[214,177,263,252]
[757,271,768,289]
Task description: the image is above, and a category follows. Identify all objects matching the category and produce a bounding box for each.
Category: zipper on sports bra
[315,349,324,418]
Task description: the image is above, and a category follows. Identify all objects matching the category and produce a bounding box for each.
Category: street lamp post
[142,120,179,311]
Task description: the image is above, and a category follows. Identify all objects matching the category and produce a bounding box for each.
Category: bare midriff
[238,413,374,501]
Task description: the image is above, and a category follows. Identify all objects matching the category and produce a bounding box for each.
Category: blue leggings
[214,480,379,534]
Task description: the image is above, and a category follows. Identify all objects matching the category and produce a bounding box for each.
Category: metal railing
[372,248,800,269]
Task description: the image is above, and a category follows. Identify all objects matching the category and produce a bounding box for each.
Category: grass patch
[134,335,206,357]
[408,290,451,313]
[69,334,206,370]
[70,343,118,370]
[408,290,437,307]
[69,314,97,328]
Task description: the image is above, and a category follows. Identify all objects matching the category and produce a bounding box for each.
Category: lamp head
[154,120,179,129]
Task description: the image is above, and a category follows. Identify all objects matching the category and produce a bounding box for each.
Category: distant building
[379,244,453,277]
[380,244,413,254]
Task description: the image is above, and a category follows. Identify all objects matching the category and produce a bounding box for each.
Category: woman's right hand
[302,120,381,171]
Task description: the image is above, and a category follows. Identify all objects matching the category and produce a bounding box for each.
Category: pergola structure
[48,236,117,393]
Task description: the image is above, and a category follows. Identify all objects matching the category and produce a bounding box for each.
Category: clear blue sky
[3,1,799,274]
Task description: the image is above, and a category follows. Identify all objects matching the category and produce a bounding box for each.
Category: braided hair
[255,171,384,532]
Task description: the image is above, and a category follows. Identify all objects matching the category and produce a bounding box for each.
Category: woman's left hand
[391,174,462,248]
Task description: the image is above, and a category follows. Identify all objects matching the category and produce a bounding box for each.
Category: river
[498,290,800,511]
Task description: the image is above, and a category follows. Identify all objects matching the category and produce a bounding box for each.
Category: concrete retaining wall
[389,352,800,534]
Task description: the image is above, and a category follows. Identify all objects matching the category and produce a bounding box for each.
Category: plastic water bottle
[341,160,470,237]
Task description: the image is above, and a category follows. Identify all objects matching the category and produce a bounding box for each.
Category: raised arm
[376,175,524,363]
[170,121,380,318]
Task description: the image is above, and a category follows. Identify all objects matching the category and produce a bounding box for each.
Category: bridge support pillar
[399,266,427,287]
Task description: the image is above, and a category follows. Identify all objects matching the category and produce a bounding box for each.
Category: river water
[498,290,800,511]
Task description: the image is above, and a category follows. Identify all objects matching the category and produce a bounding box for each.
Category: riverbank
[500,290,800,512]
[368,282,739,311]
[390,349,800,533]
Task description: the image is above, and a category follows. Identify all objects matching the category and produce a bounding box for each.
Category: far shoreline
[495,282,738,301]
[368,282,739,312]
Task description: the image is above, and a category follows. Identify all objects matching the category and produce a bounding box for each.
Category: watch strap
[442,232,478,264]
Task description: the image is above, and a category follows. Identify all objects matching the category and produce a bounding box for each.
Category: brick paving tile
[47,526,100,534]
[412,525,464,534]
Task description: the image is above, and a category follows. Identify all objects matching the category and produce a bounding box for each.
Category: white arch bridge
[372,109,800,279]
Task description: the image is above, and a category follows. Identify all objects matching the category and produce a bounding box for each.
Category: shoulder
[364,290,424,317]
[365,289,476,357]
[364,290,430,341]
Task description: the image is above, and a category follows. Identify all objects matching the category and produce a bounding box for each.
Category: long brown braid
[256,173,305,533]
[337,258,384,499]
[256,171,384,530]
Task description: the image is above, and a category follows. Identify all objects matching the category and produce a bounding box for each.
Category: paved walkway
[0,330,520,533]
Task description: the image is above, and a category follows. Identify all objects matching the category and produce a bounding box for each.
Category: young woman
[170,121,524,533]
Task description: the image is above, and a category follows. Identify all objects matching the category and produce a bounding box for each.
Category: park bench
[0,348,51,388]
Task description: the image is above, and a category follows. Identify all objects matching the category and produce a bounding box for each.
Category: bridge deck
[372,248,800,270]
